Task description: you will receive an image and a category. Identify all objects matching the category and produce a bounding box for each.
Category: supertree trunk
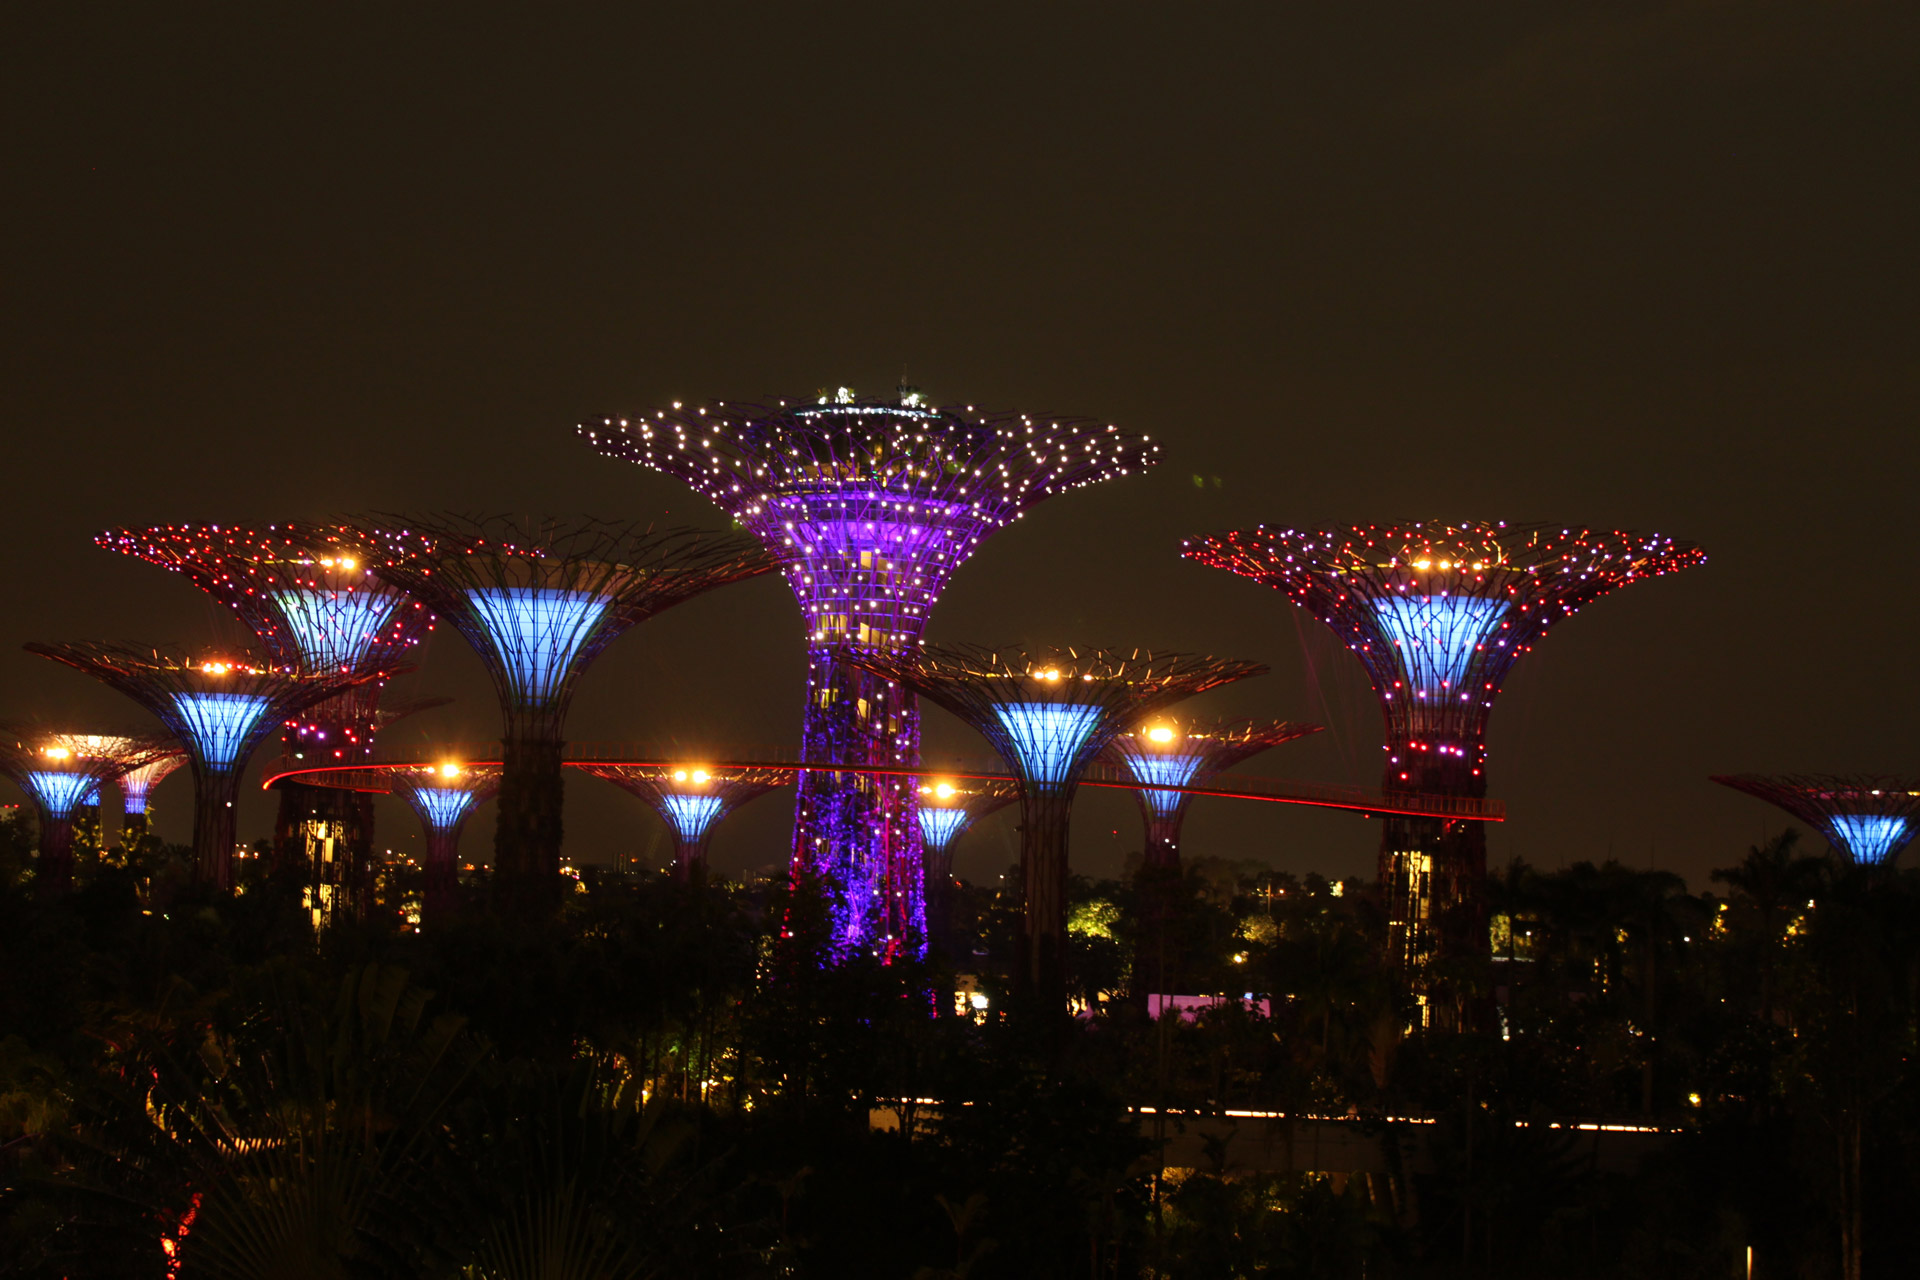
[423,829,461,922]
[1016,788,1074,1010]
[35,816,76,899]
[495,731,566,914]
[121,810,149,846]
[792,652,924,957]
[191,770,242,891]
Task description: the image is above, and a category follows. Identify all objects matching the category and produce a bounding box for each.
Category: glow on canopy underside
[119,757,184,812]
[1119,752,1205,817]
[411,787,476,832]
[660,793,725,843]
[918,806,971,851]
[1369,597,1510,692]
[272,589,400,670]
[1829,814,1910,865]
[23,772,94,818]
[464,588,612,703]
[170,693,272,769]
[991,703,1104,788]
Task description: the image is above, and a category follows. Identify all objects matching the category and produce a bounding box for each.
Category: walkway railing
[263,742,1504,823]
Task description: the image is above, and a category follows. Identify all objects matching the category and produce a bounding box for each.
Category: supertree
[1713,774,1920,868]
[95,524,436,907]
[23,645,384,890]
[113,749,188,842]
[1102,718,1322,868]
[577,388,1158,958]
[577,764,792,882]
[850,644,1264,1009]
[385,762,503,923]
[354,515,774,914]
[0,727,169,895]
[914,775,1020,950]
[1184,522,1705,996]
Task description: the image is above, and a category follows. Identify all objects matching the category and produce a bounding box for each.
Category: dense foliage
[1,813,1917,1278]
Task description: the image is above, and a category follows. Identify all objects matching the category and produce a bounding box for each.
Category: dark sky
[4,3,1918,890]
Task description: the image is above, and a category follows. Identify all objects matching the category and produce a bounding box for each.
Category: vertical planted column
[114,750,187,845]
[578,390,1158,958]
[852,645,1264,1013]
[578,764,791,883]
[389,763,503,922]
[24,647,378,890]
[0,732,151,897]
[1185,521,1705,1017]
[360,517,772,917]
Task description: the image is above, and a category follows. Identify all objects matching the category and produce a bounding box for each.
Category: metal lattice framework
[1713,774,1920,868]
[351,514,774,910]
[1103,718,1323,868]
[577,390,1158,956]
[577,764,792,882]
[23,644,384,890]
[1184,521,1705,986]
[0,726,172,895]
[850,643,1264,1004]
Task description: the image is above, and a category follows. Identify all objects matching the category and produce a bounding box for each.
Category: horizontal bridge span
[262,743,1503,824]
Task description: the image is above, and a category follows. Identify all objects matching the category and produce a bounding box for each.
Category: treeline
[1,815,1917,1278]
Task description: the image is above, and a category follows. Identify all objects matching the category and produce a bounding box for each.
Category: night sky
[4,3,1917,891]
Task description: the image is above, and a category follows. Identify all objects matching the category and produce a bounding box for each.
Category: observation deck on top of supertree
[851,643,1265,1008]
[576,764,792,883]
[1713,774,1920,869]
[1183,521,1704,995]
[351,515,775,913]
[576,387,1159,957]
[1104,718,1322,869]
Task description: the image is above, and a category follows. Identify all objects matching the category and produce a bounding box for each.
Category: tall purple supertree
[0,727,170,896]
[577,764,792,883]
[1713,775,1920,869]
[95,524,436,907]
[850,644,1264,1011]
[914,775,1020,951]
[353,515,774,916]
[22,646,381,890]
[1184,522,1705,1003]
[578,388,1157,958]
[1102,718,1322,868]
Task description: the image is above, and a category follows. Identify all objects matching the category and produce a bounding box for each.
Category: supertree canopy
[0,727,170,896]
[355,515,774,913]
[1713,775,1920,868]
[387,762,503,923]
[577,388,1158,958]
[1184,521,1705,990]
[915,776,1020,951]
[24,645,384,890]
[850,644,1264,1009]
[96,524,437,910]
[576,764,792,883]
[1103,718,1322,868]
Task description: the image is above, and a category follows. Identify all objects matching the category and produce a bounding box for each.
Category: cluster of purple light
[578,392,1156,957]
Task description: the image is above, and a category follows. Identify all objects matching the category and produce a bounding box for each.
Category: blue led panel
[990,703,1104,788]
[412,786,477,832]
[463,588,612,703]
[23,772,95,819]
[273,589,399,670]
[1370,597,1510,691]
[918,806,971,852]
[660,793,725,843]
[1118,751,1204,818]
[170,693,273,769]
[1829,814,1910,865]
